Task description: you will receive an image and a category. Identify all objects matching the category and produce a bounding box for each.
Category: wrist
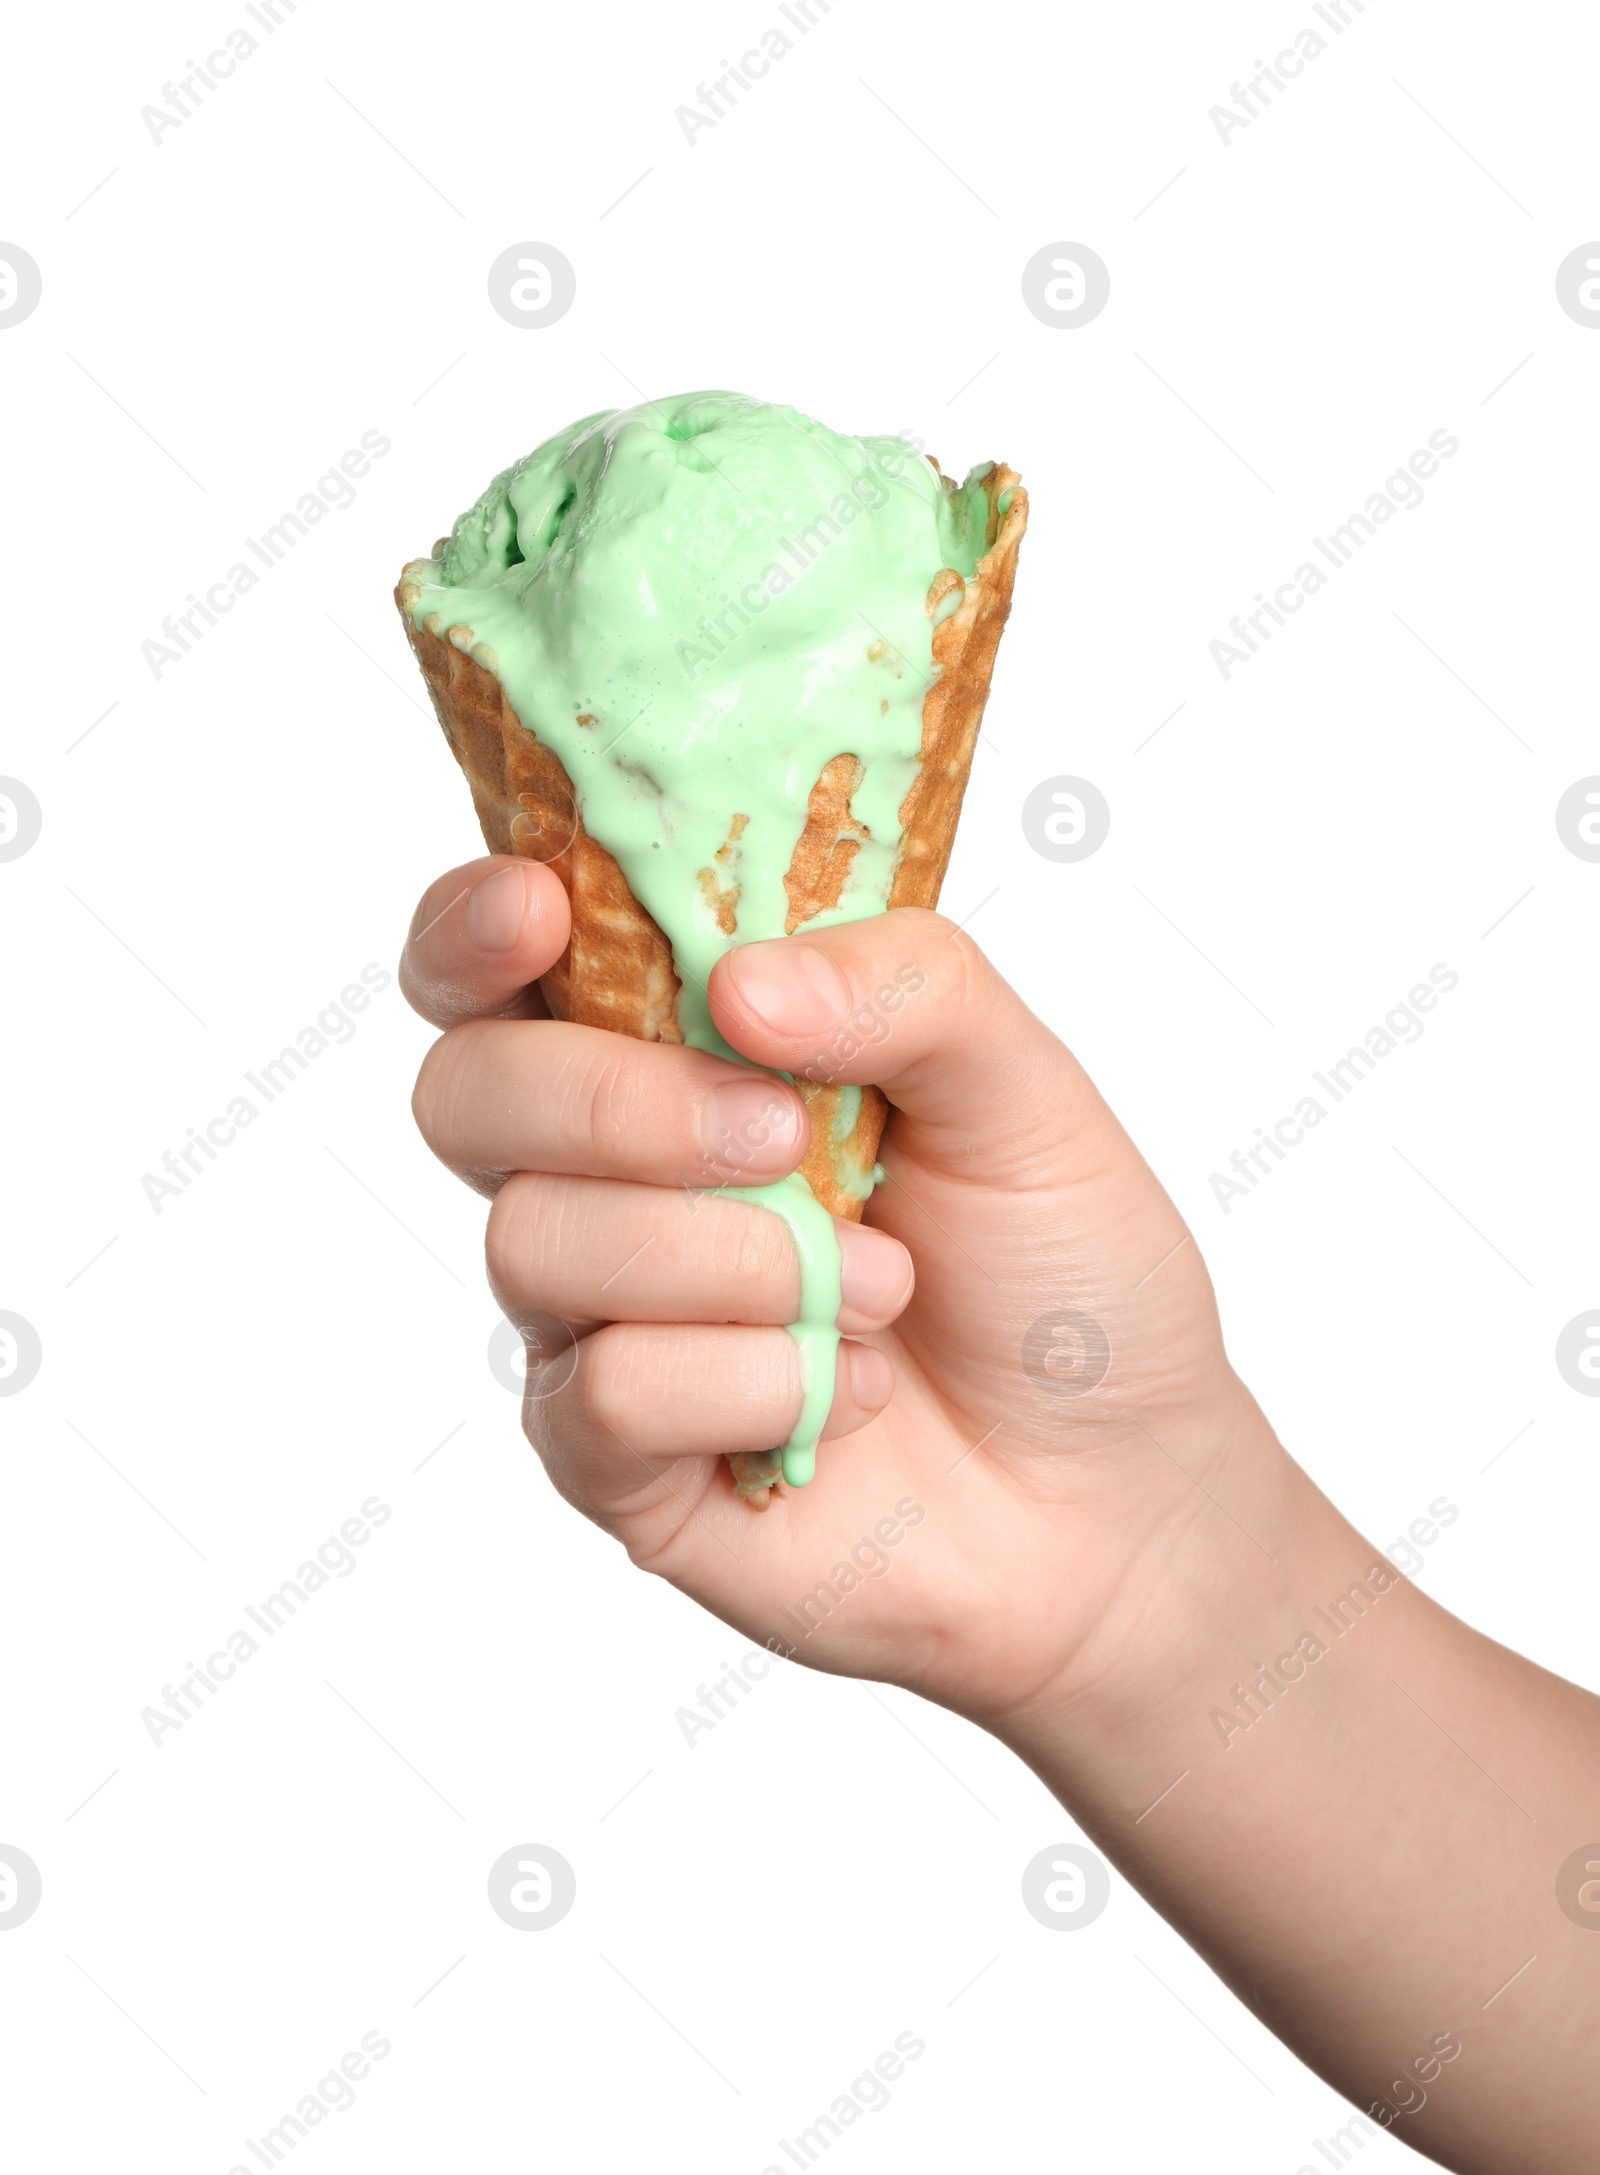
[976,1393,1330,1778]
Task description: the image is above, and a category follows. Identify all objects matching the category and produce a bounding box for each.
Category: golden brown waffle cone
[396,456,1027,1499]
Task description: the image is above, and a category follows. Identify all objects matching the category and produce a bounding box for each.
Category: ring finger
[486,1172,915,1336]
[534,1323,896,1506]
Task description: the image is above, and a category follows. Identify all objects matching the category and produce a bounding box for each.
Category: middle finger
[487,1172,915,1335]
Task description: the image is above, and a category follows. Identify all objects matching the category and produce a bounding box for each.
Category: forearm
[990,1422,1600,2173]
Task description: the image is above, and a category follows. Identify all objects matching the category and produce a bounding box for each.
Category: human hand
[403,852,1284,1733]
[404,855,1600,2175]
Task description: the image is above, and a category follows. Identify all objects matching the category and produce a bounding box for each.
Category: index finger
[399,855,573,1029]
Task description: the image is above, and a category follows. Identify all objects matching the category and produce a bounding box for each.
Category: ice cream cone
[397,454,1027,1503]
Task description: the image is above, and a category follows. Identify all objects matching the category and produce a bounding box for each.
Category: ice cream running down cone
[396,394,1026,1507]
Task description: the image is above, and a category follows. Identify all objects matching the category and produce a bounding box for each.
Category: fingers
[528,1325,894,1514]
[707,908,1118,1181]
[400,856,573,1028]
[486,1173,914,1334]
[413,1019,810,1194]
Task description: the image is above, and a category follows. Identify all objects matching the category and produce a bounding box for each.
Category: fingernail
[466,865,527,952]
[836,1222,914,1329]
[726,942,851,1037]
[704,1077,805,1177]
[841,1340,895,1413]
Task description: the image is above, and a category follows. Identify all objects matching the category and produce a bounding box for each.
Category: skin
[405,853,1600,2173]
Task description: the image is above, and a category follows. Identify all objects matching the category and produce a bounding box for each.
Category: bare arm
[991,1429,1600,2171]
[403,855,1600,2172]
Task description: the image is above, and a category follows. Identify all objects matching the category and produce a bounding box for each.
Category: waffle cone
[397,456,1026,1495]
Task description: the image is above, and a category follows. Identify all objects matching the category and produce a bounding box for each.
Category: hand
[403,853,1282,1734]
[402,854,1600,2173]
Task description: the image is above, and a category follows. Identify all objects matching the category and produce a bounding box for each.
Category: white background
[3,0,1597,2167]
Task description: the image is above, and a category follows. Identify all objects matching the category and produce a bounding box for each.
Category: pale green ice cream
[404,392,996,1487]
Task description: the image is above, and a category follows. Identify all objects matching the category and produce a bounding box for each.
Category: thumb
[707,908,1116,1184]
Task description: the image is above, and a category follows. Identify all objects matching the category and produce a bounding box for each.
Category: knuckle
[396,950,430,1024]
[897,908,976,1019]
[410,1031,458,1150]
[941,929,980,1015]
[713,1201,794,1314]
[519,1382,571,1479]
[483,1173,540,1301]
[573,1323,641,1438]
[578,1044,639,1165]
[411,1020,487,1152]
[571,1046,657,1167]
